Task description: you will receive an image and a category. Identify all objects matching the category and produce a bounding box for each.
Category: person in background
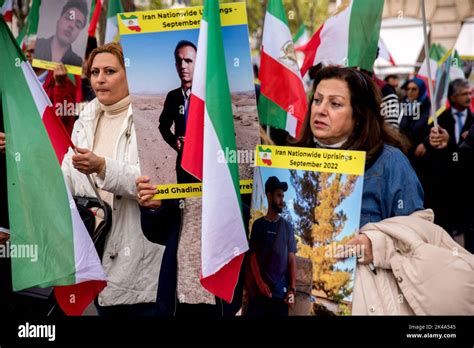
[399,77,431,201]
[458,123,474,253]
[81,36,97,102]
[384,74,400,93]
[25,39,79,136]
[399,77,431,159]
[426,79,473,249]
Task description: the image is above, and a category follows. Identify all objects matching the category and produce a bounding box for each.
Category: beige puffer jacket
[353,209,474,315]
[62,98,164,306]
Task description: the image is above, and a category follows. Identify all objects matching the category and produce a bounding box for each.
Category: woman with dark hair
[291,66,424,260]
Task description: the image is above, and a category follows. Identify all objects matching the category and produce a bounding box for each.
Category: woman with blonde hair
[62,42,163,316]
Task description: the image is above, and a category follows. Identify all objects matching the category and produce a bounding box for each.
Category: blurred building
[374,0,473,77]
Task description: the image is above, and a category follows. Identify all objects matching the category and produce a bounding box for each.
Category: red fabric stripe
[389,54,396,66]
[41,85,103,317]
[42,106,74,165]
[200,253,245,304]
[74,75,82,105]
[299,23,324,77]
[181,94,205,180]
[2,11,12,22]
[54,280,106,316]
[259,51,307,125]
[88,0,101,37]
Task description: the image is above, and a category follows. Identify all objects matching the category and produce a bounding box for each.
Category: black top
[35,36,83,67]
[158,87,187,151]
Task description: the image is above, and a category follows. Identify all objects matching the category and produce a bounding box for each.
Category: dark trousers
[245,295,288,317]
[0,256,13,314]
[95,300,156,317]
[175,302,221,317]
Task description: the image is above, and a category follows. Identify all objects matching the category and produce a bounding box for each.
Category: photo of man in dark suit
[35,0,89,67]
[158,40,199,184]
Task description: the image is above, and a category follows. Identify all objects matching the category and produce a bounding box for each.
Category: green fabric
[347,0,383,72]
[0,17,75,291]
[258,94,287,130]
[204,0,242,215]
[267,0,288,26]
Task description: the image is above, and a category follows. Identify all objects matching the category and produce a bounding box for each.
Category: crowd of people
[1,36,473,317]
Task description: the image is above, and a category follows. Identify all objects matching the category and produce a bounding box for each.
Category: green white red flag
[0,17,106,316]
[181,0,248,303]
[258,0,307,138]
[105,0,124,43]
[0,0,12,23]
[298,0,384,76]
[16,0,41,49]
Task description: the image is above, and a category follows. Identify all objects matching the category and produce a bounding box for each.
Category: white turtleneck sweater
[93,95,131,208]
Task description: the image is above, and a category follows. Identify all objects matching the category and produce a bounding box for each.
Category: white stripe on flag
[192,20,207,100]
[105,18,118,43]
[22,61,106,284]
[314,1,353,66]
[21,61,52,116]
[285,112,298,137]
[65,178,106,283]
[262,12,301,78]
[201,106,248,278]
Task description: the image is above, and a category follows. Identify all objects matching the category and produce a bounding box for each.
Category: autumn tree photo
[290,170,358,308]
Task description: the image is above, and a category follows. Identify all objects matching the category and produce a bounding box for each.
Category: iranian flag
[258,0,307,138]
[88,0,102,38]
[120,14,141,32]
[105,0,124,43]
[0,0,12,23]
[417,43,446,94]
[418,43,465,96]
[293,23,309,48]
[299,0,384,76]
[378,37,395,66]
[181,0,248,303]
[0,17,106,316]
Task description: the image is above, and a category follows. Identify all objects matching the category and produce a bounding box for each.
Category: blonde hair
[86,42,125,78]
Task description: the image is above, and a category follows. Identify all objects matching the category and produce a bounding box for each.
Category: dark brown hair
[86,42,126,79]
[291,66,409,165]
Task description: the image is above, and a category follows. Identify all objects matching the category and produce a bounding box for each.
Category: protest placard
[33,0,92,75]
[119,3,260,199]
[245,145,366,315]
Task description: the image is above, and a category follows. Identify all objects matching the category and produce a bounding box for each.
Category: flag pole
[420,0,438,128]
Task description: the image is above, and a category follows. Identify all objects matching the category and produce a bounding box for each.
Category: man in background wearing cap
[245,176,297,317]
